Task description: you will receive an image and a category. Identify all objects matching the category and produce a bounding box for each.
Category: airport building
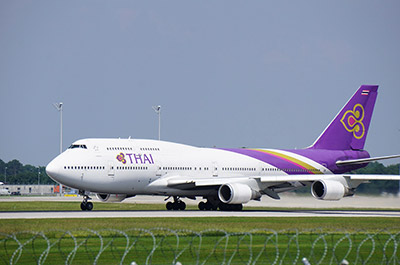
[0,185,59,195]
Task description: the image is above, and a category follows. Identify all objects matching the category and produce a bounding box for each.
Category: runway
[1,194,399,219]
[1,209,399,219]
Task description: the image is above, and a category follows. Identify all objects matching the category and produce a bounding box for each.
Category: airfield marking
[0,210,399,219]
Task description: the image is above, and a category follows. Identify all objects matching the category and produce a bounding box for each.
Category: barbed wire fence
[0,228,399,265]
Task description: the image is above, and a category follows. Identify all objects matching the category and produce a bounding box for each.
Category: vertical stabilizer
[311,85,378,150]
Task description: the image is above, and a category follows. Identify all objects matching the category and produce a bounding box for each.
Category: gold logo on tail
[340,104,365,139]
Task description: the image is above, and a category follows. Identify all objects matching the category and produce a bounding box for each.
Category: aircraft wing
[166,176,249,188]
[162,174,400,190]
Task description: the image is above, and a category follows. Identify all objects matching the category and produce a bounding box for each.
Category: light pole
[53,102,63,195]
[38,166,41,195]
[152,105,161,140]
[4,167,6,184]
[53,102,63,153]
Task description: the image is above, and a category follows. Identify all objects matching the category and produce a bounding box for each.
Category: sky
[0,1,399,167]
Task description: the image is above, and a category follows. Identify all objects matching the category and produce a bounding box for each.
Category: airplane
[0,182,10,196]
[46,85,400,211]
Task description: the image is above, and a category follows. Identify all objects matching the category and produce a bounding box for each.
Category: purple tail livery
[311,85,378,150]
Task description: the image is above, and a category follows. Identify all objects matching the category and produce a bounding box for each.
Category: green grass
[1,228,399,264]
[0,217,399,234]
[0,201,399,234]
[1,201,399,264]
[0,201,167,211]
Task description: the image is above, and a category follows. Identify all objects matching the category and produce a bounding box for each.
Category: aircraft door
[212,161,219,177]
[108,163,115,179]
[156,162,164,176]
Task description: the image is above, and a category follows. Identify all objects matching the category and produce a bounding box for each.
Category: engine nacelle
[311,179,349,201]
[218,183,258,204]
[97,193,127,203]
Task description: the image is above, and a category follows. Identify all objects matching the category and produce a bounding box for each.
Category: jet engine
[96,193,127,203]
[218,183,259,204]
[311,179,352,201]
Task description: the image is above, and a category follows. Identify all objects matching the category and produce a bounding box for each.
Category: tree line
[351,162,400,194]
[0,159,399,194]
[0,159,55,185]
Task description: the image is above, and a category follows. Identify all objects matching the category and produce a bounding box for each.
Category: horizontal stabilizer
[344,174,400,181]
[336,154,400,166]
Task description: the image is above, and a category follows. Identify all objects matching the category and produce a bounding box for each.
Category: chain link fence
[0,228,399,264]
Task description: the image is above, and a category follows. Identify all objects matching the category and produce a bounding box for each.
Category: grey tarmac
[0,209,399,219]
[1,194,399,219]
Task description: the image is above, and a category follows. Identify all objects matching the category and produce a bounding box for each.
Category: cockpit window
[68,144,87,149]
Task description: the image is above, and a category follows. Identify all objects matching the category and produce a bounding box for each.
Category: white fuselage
[46,138,329,197]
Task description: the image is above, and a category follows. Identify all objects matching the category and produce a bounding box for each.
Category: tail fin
[311,85,378,150]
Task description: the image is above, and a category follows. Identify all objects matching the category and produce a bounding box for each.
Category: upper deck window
[68,144,87,149]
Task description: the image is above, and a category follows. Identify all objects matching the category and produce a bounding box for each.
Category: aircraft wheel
[166,202,173,210]
[178,201,186,210]
[80,201,93,211]
[86,202,93,211]
[219,203,243,211]
[172,202,180,211]
[204,202,212,211]
[234,204,243,211]
[218,203,227,211]
[198,201,205,210]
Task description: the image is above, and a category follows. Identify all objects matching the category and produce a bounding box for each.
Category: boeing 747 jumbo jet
[46,85,400,211]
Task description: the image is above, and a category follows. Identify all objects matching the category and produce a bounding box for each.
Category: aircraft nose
[46,159,61,182]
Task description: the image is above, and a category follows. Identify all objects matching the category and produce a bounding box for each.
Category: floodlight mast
[53,102,63,195]
[152,105,161,140]
[53,102,63,154]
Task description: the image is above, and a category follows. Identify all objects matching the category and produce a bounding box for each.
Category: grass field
[0,201,399,264]
[3,229,399,264]
[0,201,399,234]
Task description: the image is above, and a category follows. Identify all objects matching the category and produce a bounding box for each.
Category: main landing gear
[198,198,243,211]
[80,193,93,211]
[164,196,243,211]
[165,196,186,211]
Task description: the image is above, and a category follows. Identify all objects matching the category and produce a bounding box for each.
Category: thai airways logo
[116,153,127,164]
[116,153,155,164]
[340,104,365,139]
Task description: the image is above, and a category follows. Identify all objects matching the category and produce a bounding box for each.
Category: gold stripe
[253,149,323,174]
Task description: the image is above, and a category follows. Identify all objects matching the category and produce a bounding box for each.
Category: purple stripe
[220,148,311,174]
[288,148,370,174]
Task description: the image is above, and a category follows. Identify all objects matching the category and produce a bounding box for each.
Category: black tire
[198,201,205,210]
[178,201,186,210]
[166,202,173,210]
[172,202,180,211]
[218,203,227,211]
[86,202,93,211]
[80,202,87,211]
[232,204,242,211]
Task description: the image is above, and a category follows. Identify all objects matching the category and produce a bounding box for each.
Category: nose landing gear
[79,191,93,211]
